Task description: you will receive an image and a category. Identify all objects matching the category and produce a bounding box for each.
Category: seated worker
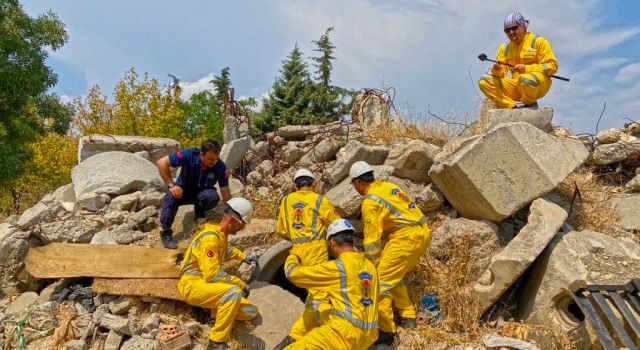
[274,169,340,349]
[156,139,232,249]
[283,218,379,350]
[177,197,259,350]
[478,12,559,109]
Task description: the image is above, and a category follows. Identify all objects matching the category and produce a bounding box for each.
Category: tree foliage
[0,0,71,186]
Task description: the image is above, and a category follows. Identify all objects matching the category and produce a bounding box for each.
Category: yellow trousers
[285,317,377,350]
[377,227,430,333]
[178,278,258,342]
[478,72,551,108]
[288,240,330,339]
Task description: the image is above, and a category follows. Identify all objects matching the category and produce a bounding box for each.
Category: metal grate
[573,279,640,350]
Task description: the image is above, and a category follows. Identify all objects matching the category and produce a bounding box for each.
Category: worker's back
[363,180,427,234]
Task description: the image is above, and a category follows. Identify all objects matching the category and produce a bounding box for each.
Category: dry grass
[360,118,460,147]
[245,186,281,220]
[556,167,619,235]
[405,233,488,346]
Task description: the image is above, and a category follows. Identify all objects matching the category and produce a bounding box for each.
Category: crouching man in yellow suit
[177,198,259,350]
[283,218,379,350]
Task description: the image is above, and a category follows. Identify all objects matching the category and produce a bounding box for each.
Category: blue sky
[23,0,640,134]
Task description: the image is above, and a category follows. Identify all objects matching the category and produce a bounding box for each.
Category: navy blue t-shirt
[168,148,229,193]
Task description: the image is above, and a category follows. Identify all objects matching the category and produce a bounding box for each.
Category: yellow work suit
[478,32,559,108]
[362,180,431,333]
[283,252,379,350]
[277,189,340,339]
[177,224,258,343]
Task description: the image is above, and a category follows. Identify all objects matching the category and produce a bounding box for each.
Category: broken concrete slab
[221,135,251,171]
[17,202,54,229]
[473,198,567,313]
[460,106,553,140]
[139,190,165,208]
[352,93,389,129]
[482,334,540,350]
[430,218,501,281]
[519,230,640,331]
[327,140,390,184]
[78,135,179,164]
[108,296,133,315]
[229,219,277,250]
[625,174,640,192]
[595,128,623,144]
[5,292,38,316]
[78,192,111,212]
[237,282,305,350]
[72,151,162,200]
[104,330,124,350]
[34,219,103,244]
[429,122,588,222]
[591,138,640,165]
[298,138,341,166]
[384,139,440,182]
[415,183,445,213]
[127,206,157,227]
[0,224,30,296]
[110,191,141,211]
[614,194,640,230]
[276,122,347,140]
[325,165,394,217]
[120,335,156,349]
[100,313,132,335]
[90,230,117,245]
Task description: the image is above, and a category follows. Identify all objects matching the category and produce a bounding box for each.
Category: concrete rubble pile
[2,100,640,350]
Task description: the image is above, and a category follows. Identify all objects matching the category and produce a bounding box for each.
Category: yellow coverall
[478,32,559,108]
[277,189,340,339]
[362,180,431,333]
[283,252,379,350]
[177,223,258,343]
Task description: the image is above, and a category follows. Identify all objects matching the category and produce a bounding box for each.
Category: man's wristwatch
[168,182,175,189]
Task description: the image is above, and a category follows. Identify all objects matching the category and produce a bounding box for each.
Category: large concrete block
[298,138,341,166]
[237,282,304,350]
[327,141,390,184]
[591,138,640,165]
[221,135,251,171]
[276,121,347,140]
[473,198,567,312]
[460,106,554,140]
[614,194,640,230]
[383,139,440,183]
[428,122,588,222]
[519,230,640,331]
[78,135,179,164]
[325,165,394,217]
[72,151,162,199]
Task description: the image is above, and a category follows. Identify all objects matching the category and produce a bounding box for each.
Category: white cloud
[592,57,629,68]
[615,63,640,83]
[179,74,215,99]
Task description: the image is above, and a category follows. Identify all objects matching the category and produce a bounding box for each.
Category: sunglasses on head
[504,26,519,33]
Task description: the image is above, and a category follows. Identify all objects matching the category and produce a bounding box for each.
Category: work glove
[244,255,258,265]
[242,285,251,298]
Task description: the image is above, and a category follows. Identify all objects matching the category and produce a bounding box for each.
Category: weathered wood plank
[92,278,182,301]
[25,243,181,279]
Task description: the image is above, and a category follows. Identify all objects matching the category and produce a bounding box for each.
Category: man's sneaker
[373,331,396,346]
[160,229,177,249]
[397,317,417,329]
[207,341,230,350]
[274,335,296,350]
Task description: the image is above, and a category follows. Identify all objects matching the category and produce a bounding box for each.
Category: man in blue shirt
[156,139,232,249]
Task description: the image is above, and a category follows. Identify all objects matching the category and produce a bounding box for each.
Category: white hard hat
[326,219,355,240]
[227,197,253,223]
[349,161,374,180]
[294,168,315,181]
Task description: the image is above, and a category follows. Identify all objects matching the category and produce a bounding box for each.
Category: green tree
[0,0,69,186]
[211,67,231,106]
[178,90,224,144]
[262,43,314,129]
[309,27,352,123]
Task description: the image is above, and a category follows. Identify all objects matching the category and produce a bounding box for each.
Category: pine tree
[310,27,351,123]
[263,43,314,128]
[211,67,232,106]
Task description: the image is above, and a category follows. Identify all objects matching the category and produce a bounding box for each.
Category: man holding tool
[478,12,563,109]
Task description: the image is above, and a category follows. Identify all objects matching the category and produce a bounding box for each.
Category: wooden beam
[26,243,181,279]
[92,278,182,301]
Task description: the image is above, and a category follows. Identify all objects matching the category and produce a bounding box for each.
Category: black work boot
[160,229,177,249]
[397,317,417,329]
[373,331,396,346]
[274,335,296,350]
[207,340,230,350]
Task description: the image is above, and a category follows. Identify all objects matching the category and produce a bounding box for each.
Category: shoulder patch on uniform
[206,250,215,258]
[176,151,182,158]
[359,271,373,307]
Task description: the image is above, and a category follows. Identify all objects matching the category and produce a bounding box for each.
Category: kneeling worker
[178,197,259,350]
[283,218,379,350]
